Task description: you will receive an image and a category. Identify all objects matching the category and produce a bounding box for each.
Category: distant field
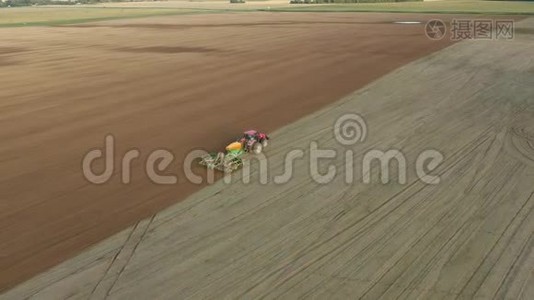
[0,7,203,26]
[270,1,534,14]
[1,1,533,27]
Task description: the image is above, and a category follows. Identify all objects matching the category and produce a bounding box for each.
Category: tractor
[199,130,269,173]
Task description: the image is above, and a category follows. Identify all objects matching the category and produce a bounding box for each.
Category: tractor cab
[240,130,260,152]
[243,130,258,141]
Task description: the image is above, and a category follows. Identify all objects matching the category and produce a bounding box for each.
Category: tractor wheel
[252,143,263,154]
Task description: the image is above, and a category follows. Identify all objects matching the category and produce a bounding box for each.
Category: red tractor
[239,130,269,154]
[199,130,270,173]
